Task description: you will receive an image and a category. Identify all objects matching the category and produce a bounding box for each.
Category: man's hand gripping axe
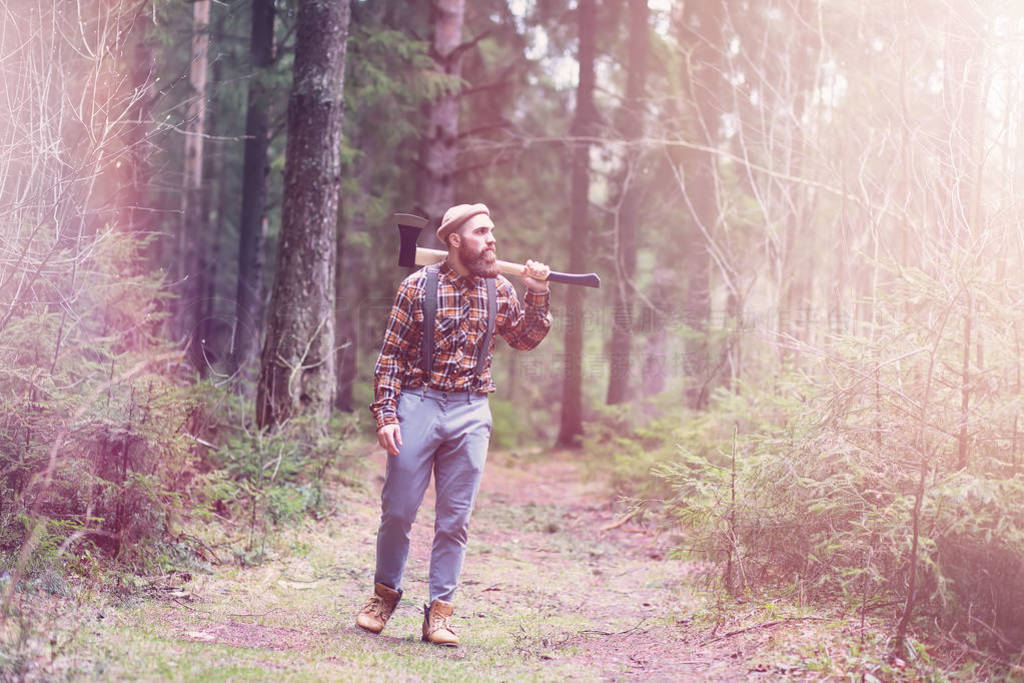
[394,213,601,288]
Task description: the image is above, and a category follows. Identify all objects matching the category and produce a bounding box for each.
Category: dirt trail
[341,447,757,679]
[62,448,817,680]
[461,449,715,679]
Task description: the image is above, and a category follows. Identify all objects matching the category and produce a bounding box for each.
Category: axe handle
[414,248,600,288]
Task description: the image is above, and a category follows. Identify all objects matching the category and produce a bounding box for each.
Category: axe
[394,213,601,288]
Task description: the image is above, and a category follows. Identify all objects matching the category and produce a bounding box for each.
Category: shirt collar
[439,260,480,290]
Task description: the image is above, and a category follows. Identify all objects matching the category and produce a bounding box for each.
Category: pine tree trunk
[679,0,722,410]
[334,200,364,413]
[641,269,674,397]
[231,0,275,381]
[944,4,984,471]
[122,16,156,234]
[557,0,597,448]
[777,0,818,365]
[180,0,210,358]
[256,0,350,430]
[893,458,928,657]
[197,30,229,377]
[416,0,466,243]
[1015,326,1021,475]
[606,0,649,406]
[957,294,972,470]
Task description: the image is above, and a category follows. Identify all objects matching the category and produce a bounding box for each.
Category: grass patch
[5,447,1012,681]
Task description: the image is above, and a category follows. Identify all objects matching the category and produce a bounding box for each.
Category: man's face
[456,221,498,278]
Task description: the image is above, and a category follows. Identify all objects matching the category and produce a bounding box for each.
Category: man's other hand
[377,424,402,455]
[521,259,551,293]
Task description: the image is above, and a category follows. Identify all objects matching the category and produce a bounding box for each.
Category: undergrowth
[586,374,1024,669]
[187,387,365,565]
[0,3,365,674]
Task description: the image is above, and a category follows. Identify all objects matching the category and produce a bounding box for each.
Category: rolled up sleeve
[498,279,551,350]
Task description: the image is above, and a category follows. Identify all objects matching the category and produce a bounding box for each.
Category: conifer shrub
[653,370,1024,654]
[607,240,1024,657]
[183,385,362,561]
[0,0,205,579]
[584,403,681,497]
[0,232,197,573]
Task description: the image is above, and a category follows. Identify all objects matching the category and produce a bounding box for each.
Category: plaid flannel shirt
[370,261,551,430]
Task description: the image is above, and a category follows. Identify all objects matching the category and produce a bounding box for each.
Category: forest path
[68,448,825,680]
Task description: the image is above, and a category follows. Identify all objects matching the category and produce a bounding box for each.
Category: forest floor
[8,447,950,681]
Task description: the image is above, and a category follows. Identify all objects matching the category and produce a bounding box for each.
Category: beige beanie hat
[437,203,493,244]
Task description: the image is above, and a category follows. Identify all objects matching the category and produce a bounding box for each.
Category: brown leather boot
[355,583,401,634]
[421,600,459,647]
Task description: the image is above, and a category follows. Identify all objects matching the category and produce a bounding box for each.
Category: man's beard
[460,241,499,278]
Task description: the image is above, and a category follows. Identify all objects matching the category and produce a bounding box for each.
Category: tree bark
[198,40,226,376]
[557,0,597,448]
[893,458,928,659]
[121,15,156,235]
[606,0,649,405]
[416,0,466,243]
[231,0,275,381]
[957,294,971,470]
[256,0,350,430]
[180,0,210,360]
[943,3,985,471]
[679,0,723,410]
[942,3,985,249]
[776,0,818,365]
[334,199,365,413]
[640,268,674,398]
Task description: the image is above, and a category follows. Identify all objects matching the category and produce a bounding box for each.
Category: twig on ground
[968,615,1014,648]
[599,509,638,532]
[177,533,229,564]
[172,598,202,612]
[701,617,827,645]
[186,433,219,451]
[579,618,649,636]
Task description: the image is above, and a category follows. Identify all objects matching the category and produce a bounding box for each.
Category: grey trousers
[374,386,492,604]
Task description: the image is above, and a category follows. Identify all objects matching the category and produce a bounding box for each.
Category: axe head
[394,213,427,268]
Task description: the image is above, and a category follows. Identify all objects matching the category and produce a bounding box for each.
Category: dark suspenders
[421,265,496,380]
[481,275,497,375]
[422,266,438,377]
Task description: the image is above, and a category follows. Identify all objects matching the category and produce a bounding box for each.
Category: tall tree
[197,18,227,375]
[606,0,649,405]
[678,0,723,410]
[180,0,211,363]
[942,2,986,471]
[557,0,597,447]
[774,0,819,363]
[121,12,157,235]
[256,0,350,429]
[230,0,276,379]
[332,7,439,411]
[417,0,466,242]
[334,208,363,413]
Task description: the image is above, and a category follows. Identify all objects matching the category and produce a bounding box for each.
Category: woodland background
[2,0,1024,673]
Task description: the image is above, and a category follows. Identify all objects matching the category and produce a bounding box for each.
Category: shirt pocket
[433,315,466,354]
[468,314,489,353]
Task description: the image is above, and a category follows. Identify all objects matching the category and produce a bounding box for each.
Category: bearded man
[357,203,552,647]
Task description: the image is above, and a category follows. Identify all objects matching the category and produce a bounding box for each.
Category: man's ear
[447,233,460,248]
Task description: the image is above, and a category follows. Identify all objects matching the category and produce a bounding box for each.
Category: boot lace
[431,609,456,635]
[362,594,386,619]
